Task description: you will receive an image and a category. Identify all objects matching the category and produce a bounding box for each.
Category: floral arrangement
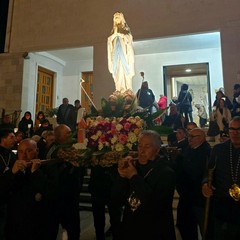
[89,89,137,118]
[69,89,172,167]
[72,115,144,166]
[86,116,144,152]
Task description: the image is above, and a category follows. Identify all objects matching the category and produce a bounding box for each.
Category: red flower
[99,134,106,143]
[118,134,128,144]
[111,125,117,135]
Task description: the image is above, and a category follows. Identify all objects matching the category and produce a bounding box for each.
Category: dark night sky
[0,0,9,53]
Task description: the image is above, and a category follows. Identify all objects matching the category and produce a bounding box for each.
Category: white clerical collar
[178,138,186,143]
[192,142,204,149]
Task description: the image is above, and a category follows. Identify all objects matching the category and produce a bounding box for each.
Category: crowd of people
[0,97,84,240]
[159,83,240,144]
[0,87,240,240]
[136,81,240,137]
[0,97,82,139]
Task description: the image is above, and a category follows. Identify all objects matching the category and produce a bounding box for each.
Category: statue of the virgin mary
[107,12,135,93]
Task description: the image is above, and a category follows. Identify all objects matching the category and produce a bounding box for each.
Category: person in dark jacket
[0,129,17,240]
[0,115,15,131]
[45,124,84,240]
[56,98,74,129]
[177,84,193,127]
[136,81,155,113]
[5,139,53,240]
[162,104,183,131]
[37,130,55,160]
[89,164,121,240]
[162,104,183,146]
[18,111,34,138]
[213,89,232,111]
[34,119,53,136]
[112,130,176,240]
[34,111,46,132]
[69,99,82,132]
[176,128,211,240]
[232,83,240,117]
[175,127,188,150]
[202,116,240,239]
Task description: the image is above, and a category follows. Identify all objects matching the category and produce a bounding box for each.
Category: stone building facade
[1,0,240,115]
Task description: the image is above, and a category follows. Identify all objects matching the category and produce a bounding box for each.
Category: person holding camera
[111,130,176,240]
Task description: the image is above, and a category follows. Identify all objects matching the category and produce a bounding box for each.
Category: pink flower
[123,122,131,131]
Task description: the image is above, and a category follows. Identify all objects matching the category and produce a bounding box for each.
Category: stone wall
[0,53,23,113]
[2,0,240,108]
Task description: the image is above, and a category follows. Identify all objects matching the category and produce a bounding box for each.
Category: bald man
[45,124,83,240]
[176,128,211,240]
[45,124,71,158]
[188,128,206,149]
[12,138,40,173]
[6,139,51,240]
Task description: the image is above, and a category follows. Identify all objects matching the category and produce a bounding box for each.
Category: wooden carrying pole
[202,166,215,240]
[80,78,97,110]
[40,158,63,165]
[137,72,144,103]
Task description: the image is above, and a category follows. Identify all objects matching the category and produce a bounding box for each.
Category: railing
[0,109,22,127]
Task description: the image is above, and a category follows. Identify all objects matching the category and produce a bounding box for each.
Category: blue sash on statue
[113,36,129,76]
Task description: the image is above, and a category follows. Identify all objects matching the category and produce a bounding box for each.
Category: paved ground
[57,211,111,240]
[58,210,182,240]
[80,211,111,240]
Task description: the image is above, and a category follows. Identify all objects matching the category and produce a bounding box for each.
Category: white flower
[73,140,88,150]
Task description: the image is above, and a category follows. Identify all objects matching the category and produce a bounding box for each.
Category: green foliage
[89,105,99,116]
[87,91,137,118]
[45,107,58,117]
[87,92,172,136]
[148,125,173,135]
[101,98,113,117]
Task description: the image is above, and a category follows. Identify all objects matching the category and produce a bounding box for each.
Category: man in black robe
[5,138,53,240]
[202,116,240,239]
[45,124,84,240]
[112,130,176,240]
[0,129,16,240]
[176,128,211,240]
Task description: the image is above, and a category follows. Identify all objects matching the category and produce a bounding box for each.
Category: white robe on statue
[108,32,135,93]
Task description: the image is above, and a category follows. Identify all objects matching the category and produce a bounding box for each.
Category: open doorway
[163,63,211,124]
